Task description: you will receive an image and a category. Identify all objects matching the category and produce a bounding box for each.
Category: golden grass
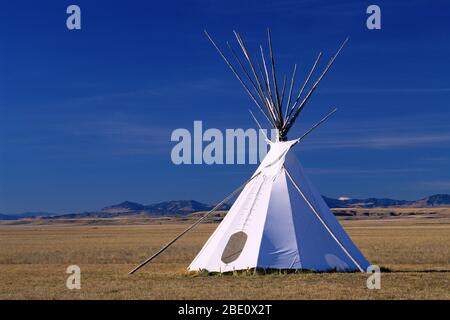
[0,216,449,299]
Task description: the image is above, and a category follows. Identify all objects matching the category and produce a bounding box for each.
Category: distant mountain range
[1,194,450,220]
[102,200,226,215]
[31,200,229,220]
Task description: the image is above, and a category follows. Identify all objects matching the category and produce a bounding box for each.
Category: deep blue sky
[1,0,449,213]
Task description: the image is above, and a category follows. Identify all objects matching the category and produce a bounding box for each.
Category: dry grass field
[0,210,449,300]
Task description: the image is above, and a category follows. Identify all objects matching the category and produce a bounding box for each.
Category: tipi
[188,30,370,272]
[129,30,370,275]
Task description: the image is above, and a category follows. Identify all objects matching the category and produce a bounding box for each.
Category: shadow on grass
[183,267,374,277]
[385,269,450,273]
[181,266,450,277]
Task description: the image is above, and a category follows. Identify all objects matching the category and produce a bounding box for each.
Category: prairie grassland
[0,214,449,299]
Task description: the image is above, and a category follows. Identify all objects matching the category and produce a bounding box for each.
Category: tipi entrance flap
[221,231,248,264]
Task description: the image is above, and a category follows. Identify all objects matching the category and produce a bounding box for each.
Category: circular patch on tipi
[221,231,248,264]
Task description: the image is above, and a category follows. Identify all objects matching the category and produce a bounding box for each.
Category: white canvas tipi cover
[189,140,370,272]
